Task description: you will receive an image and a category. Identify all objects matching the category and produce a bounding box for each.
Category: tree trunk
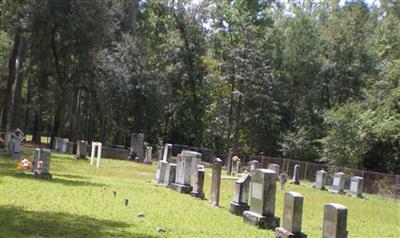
[1,30,21,132]
[23,76,32,140]
[10,36,28,130]
[233,77,243,156]
[32,112,42,144]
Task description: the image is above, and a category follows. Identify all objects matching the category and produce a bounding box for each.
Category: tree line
[0,0,399,173]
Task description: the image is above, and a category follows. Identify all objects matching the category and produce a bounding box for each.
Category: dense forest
[0,0,399,173]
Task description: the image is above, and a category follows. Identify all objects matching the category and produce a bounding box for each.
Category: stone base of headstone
[170,183,192,194]
[229,202,250,216]
[275,228,307,238]
[243,211,280,229]
[190,191,205,199]
[33,171,52,180]
[328,188,345,194]
[74,155,87,160]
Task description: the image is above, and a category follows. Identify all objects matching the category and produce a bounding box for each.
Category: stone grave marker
[162,143,172,162]
[90,142,102,168]
[323,203,348,238]
[61,138,69,153]
[229,173,251,215]
[328,172,345,194]
[314,170,327,190]
[348,176,364,197]
[67,142,74,154]
[144,146,153,164]
[276,191,307,238]
[280,174,287,190]
[32,148,52,179]
[163,163,177,186]
[291,164,300,185]
[210,158,222,206]
[74,140,87,159]
[154,160,169,185]
[170,151,200,194]
[243,169,280,229]
[5,131,21,157]
[249,160,259,175]
[268,164,280,178]
[191,164,205,199]
[128,133,144,162]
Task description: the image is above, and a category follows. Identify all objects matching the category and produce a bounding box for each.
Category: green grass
[1,147,399,238]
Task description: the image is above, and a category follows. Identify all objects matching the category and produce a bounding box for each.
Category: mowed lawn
[1,147,399,238]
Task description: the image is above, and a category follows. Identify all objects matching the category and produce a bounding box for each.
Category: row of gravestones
[154,153,350,238]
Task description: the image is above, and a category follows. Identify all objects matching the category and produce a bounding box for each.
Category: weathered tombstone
[154,160,169,185]
[191,164,205,199]
[90,142,102,168]
[163,163,177,186]
[61,138,69,153]
[243,169,280,229]
[226,149,233,175]
[229,174,251,215]
[170,151,200,194]
[162,143,172,162]
[5,132,21,157]
[249,160,259,174]
[328,172,345,194]
[348,176,364,197]
[236,160,242,175]
[144,146,153,164]
[314,170,327,190]
[67,142,74,154]
[268,164,280,178]
[276,192,307,238]
[54,137,62,152]
[74,140,87,159]
[33,148,52,179]
[280,174,288,190]
[128,133,144,162]
[291,164,300,185]
[210,158,222,207]
[323,203,348,238]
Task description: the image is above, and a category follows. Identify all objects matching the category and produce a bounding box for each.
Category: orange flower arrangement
[16,159,32,171]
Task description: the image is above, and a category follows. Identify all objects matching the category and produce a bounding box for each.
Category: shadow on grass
[0,158,105,187]
[0,205,157,238]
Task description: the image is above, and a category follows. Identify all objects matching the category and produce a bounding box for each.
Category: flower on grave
[16,159,32,170]
[232,156,240,162]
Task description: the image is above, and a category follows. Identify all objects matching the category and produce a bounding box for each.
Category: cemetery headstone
[236,160,242,175]
[144,146,153,164]
[74,140,87,159]
[210,158,222,207]
[268,164,280,178]
[291,164,300,185]
[163,163,177,186]
[67,142,74,154]
[243,169,280,229]
[328,172,345,194]
[54,137,62,152]
[90,142,102,168]
[249,160,259,175]
[61,138,69,153]
[170,151,200,194]
[154,160,169,185]
[275,192,307,238]
[32,148,52,179]
[323,203,348,238]
[314,170,327,190]
[128,133,144,162]
[6,130,22,157]
[191,164,205,199]
[229,173,251,215]
[162,143,172,162]
[348,176,364,197]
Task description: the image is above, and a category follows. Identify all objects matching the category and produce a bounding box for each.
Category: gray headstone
[243,169,280,229]
[128,133,144,162]
[61,138,69,153]
[170,151,200,194]
[210,158,222,206]
[292,164,300,185]
[54,137,61,151]
[328,172,345,194]
[75,140,87,159]
[229,173,251,215]
[5,132,21,157]
[144,146,153,164]
[191,164,205,199]
[268,164,280,177]
[276,192,307,238]
[280,174,287,190]
[155,160,169,184]
[349,176,364,197]
[249,160,259,173]
[161,143,172,162]
[67,142,74,154]
[323,203,348,238]
[235,160,242,175]
[315,170,327,190]
[33,148,52,179]
[163,163,176,186]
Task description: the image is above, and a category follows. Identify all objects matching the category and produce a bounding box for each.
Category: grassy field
[1,147,399,238]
